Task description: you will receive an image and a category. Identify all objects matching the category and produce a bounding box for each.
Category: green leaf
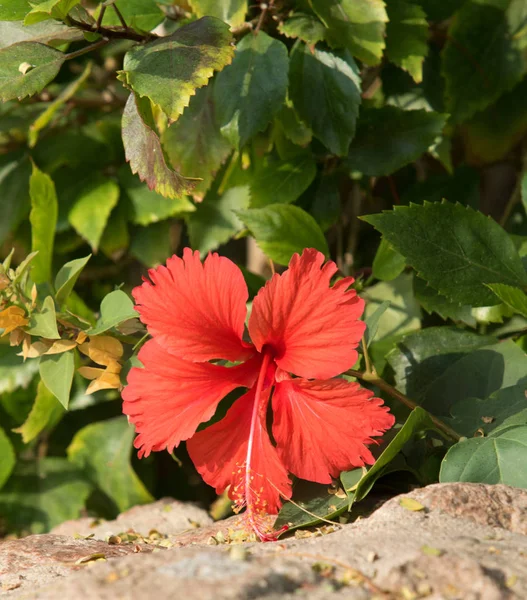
[274,480,349,532]
[29,163,57,284]
[449,384,527,438]
[362,273,422,341]
[440,425,527,488]
[119,166,195,226]
[0,41,65,101]
[309,175,340,231]
[54,254,91,306]
[0,19,83,49]
[364,300,390,347]
[0,458,92,533]
[385,0,428,83]
[279,11,326,46]
[24,0,80,24]
[309,0,388,65]
[188,0,248,27]
[118,17,234,122]
[0,344,39,395]
[351,407,442,505]
[387,326,496,402]
[13,379,64,443]
[214,31,289,148]
[522,172,527,216]
[274,100,313,148]
[68,174,120,252]
[442,0,527,123]
[362,201,527,306]
[0,155,31,246]
[67,416,154,513]
[39,349,74,409]
[29,61,91,147]
[486,283,527,318]
[236,204,329,265]
[130,221,171,267]
[187,185,250,255]
[414,276,476,327]
[0,0,30,20]
[347,107,446,176]
[100,202,130,260]
[27,296,60,339]
[289,43,361,156]
[97,0,164,32]
[0,426,16,490]
[122,93,197,200]
[250,151,316,208]
[461,78,527,164]
[162,83,233,201]
[87,290,138,336]
[390,335,527,417]
[372,238,406,282]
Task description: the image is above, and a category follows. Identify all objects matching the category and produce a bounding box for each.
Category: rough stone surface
[1,483,526,599]
[50,498,213,541]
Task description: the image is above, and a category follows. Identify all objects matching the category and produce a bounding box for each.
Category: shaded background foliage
[0,0,526,535]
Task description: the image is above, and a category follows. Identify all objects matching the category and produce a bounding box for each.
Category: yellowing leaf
[85,370,121,394]
[44,339,77,355]
[79,335,123,368]
[0,306,29,336]
[399,497,425,511]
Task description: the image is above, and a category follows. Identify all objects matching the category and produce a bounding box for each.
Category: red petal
[248,248,365,379]
[187,386,292,518]
[133,248,253,362]
[122,339,260,458]
[272,377,395,484]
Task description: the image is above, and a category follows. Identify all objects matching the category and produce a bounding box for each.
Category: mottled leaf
[118,17,234,121]
[0,42,64,101]
[122,93,197,200]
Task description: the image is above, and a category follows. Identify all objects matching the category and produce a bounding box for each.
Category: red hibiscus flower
[122,248,395,540]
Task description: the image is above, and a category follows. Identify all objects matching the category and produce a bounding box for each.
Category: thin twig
[111,2,128,29]
[64,39,110,61]
[68,17,155,42]
[346,369,462,442]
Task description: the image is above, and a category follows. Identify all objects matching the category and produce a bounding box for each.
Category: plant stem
[346,368,462,442]
[64,39,110,61]
[68,17,156,42]
[361,336,376,378]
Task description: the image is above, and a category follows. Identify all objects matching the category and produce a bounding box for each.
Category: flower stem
[346,368,462,442]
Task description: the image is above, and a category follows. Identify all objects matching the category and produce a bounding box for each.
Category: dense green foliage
[0,0,526,535]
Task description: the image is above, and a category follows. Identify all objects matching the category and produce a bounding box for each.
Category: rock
[389,482,527,535]
[2,484,527,599]
[50,498,213,541]
[0,534,150,593]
